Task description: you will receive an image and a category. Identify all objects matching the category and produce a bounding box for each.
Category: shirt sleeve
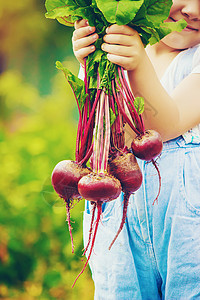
[78,64,85,79]
[192,44,200,74]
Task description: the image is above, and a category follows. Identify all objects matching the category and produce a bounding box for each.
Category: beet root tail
[65,200,75,254]
[72,201,102,288]
[108,192,130,250]
[83,202,97,256]
[151,159,161,205]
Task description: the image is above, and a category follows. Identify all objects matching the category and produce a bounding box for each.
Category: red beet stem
[109,192,130,250]
[139,114,145,133]
[151,159,161,205]
[61,16,74,26]
[75,117,81,162]
[98,91,105,172]
[112,93,125,150]
[72,201,102,288]
[80,89,101,147]
[79,142,93,166]
[120,67,134,105]
[118,68,143,133]
[112,80,140,136]
[94,90,105,172]
[102,94,110,171]
[84,58,88,95]
[120,67,145,133]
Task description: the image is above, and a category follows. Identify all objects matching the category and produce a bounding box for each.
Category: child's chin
[161,32,198,50]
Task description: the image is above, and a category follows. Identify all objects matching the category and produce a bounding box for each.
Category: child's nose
[181,0,200,21]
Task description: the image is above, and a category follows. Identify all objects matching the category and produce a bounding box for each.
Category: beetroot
[131,130,163,161]
[78,172,122,202]
[51,160,91,199]
[108,149,142,193]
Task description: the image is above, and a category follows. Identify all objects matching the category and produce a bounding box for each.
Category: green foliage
[0,0,48,64]
[95,0,144,24]
[0,65,94,298]
[45,0,187,46]
[0,1,94,298]
[0,0,94,294]
[56,61,88,109]
[45,0,187,105]
[45,0,93,27]
[134,97,144,115]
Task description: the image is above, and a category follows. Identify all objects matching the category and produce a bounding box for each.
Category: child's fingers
[74,19,89,29]
[103,33,134,47]
[75,45,96,63]
[106,24,137,36]
[72,20,98,65]
[101,24,144,70]
[73,33,98,51]
[106,54,134,70]
[72,26,96,42]
[102,43,131,57]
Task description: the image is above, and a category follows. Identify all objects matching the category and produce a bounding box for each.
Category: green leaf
[159,18,187,34]
[145,0,173,26]
[134,97,144,115]
[96,0,144,25]
[56,61,87,108]
[45,0,93,26]
[92,49,104,63]
[148,18,187,44]
[45,0,92,11]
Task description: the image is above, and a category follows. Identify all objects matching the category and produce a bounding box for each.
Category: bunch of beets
[51,62,163,286]
[45,0,186,287]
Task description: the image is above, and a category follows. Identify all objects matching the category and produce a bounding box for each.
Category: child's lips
[183,25,198,32]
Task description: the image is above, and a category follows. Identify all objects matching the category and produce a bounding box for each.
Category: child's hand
[72,19,98,65]
[102,24,145,71]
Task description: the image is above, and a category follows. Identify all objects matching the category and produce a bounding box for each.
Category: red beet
[78,172,122,203]
[131,130,163,161]
[108,149,143,193]
[51,160,91,200]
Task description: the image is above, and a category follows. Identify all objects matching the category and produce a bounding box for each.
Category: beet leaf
[56,61,88,109]
[95,0,144,25]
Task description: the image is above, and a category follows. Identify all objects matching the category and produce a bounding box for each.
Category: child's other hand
[72,19,98,66]
[102,24,145,71]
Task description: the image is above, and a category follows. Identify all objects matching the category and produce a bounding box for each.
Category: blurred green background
[0,0,94,299]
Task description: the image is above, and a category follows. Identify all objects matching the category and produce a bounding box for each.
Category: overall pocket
[180,147,200,215]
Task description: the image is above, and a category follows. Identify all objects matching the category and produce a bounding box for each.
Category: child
[72,0,200,299]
